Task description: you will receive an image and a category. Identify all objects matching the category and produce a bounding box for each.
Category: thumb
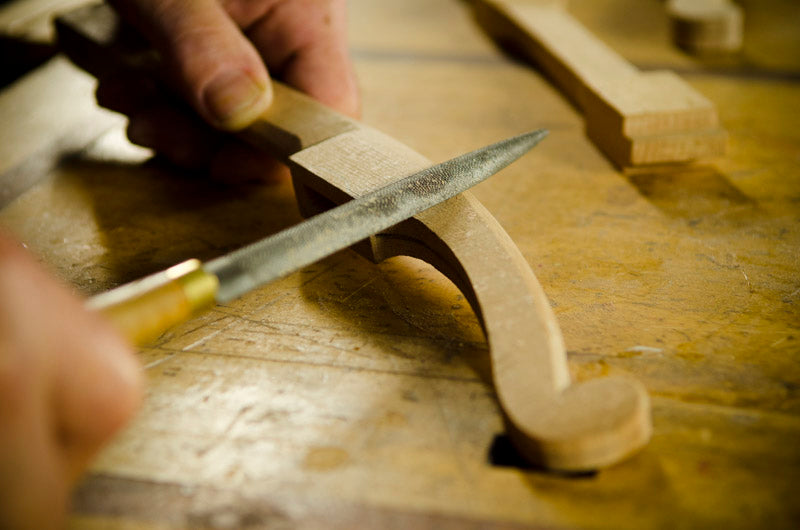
[113,0,272,130]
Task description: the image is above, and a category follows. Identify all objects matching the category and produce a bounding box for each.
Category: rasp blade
[205,129,548,302]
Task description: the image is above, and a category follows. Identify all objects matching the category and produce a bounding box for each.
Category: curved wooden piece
[57,2,651,471]
[284,125,651,471]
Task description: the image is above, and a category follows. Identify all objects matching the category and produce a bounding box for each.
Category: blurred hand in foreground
[0,232,143,528]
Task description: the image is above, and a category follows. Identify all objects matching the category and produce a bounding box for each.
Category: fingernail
[203,70,271,131]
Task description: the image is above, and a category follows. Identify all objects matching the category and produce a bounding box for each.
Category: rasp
[87,129,548,345]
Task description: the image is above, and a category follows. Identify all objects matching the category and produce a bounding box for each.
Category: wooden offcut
[473,0,728,167]
[666,0,744,54]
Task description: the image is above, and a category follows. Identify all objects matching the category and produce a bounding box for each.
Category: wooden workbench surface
[0,0,798,527]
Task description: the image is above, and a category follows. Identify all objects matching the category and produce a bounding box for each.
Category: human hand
[0,232,143,528]
[100,0,360,182]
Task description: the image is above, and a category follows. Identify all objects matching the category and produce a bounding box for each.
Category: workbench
[0,0,798,527]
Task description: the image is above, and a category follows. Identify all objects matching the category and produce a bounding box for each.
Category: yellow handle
[87,260,219,346]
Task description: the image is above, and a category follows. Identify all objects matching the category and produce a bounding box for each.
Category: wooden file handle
[57,3,651,471]
[86,259,219,346]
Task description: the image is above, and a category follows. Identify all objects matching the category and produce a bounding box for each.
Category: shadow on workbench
[625,164,755,224]
[299,251,494,375]
[64,145,528,472]
[59,152,301,285]
[62,141,675,484]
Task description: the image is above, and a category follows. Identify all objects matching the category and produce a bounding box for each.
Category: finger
[49,289,142,481]
[55,309,144,482]
[125,100,286,182]
[96,71,161,116]
[243,0,361,118]
[127,103,222,170]
[0,233,142,525]
[110,0,272,130]
[0,242,67,528]
[0,398,66,529]
[97,70,224,170]
[209,140,290,183]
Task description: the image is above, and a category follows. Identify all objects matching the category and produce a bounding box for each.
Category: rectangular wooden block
[474,0,727,167]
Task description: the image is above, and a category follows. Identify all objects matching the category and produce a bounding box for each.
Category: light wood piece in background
[473,0,728,167]
[666,0,744,54]
[0,0,90,41]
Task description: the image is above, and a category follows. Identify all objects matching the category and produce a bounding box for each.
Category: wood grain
[666,0,743,54]
[289,127,650,470]
[473,0,728,167]
[0,0,798,527]
[57,1,651,471]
